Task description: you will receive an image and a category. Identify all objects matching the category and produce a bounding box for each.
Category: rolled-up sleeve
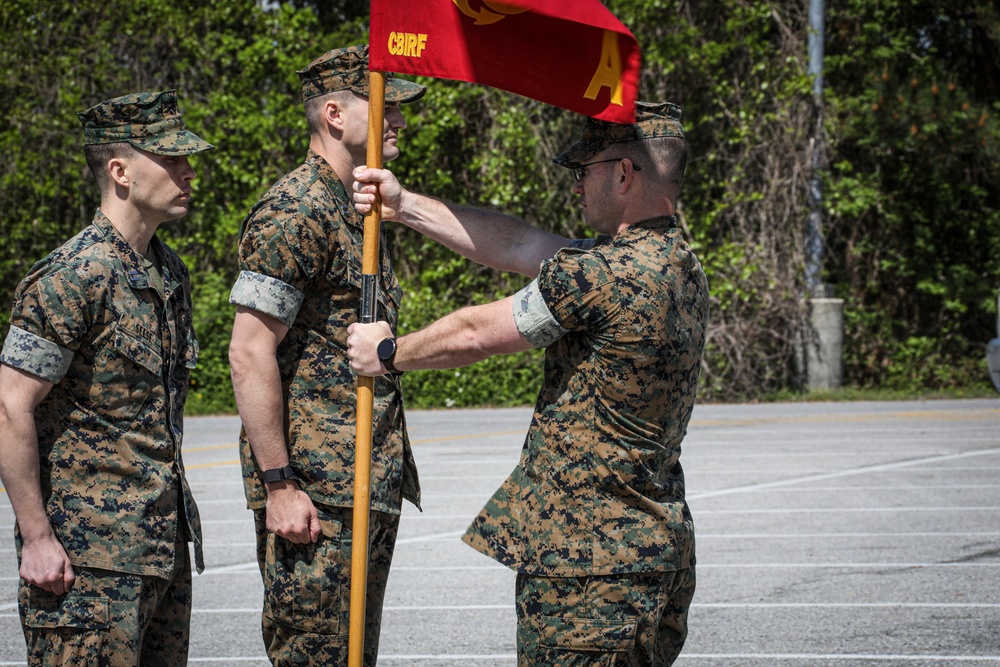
[1,267,91,383]
[229,270,305,327]
[0,325,73,383]
[512,279,568,349]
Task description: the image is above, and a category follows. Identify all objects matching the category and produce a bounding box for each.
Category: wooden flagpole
[348,69,386,667]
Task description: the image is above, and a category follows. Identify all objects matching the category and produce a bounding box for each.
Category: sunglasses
[573,158,641,182]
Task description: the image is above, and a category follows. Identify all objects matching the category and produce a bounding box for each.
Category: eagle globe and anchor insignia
[452,0,528,25]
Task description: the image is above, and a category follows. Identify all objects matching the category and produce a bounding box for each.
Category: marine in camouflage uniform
[227,45,423,667]
[346,102,708,666]
[0,90,213,666]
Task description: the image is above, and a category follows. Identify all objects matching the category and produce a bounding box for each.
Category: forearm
[0,412,75,592]
[231,352,291,470]
[229,308,296,474]
[0,407,54,542]
[397,192,569,278]
[231,342,321,540]
[394,296,533,371]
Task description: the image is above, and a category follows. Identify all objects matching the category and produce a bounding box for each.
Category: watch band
[261,465,302,484]
[377,337,401,374]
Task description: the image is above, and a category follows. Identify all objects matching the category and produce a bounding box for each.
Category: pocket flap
[536,614,637,651]
[24,593,110,630]
[114,328,162,375]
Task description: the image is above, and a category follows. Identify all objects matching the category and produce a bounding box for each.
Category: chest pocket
[114,327,163,375]
[88,322,163,432]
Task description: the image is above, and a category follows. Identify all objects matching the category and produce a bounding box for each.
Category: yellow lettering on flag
[388,32,428,58]
[584,30,624,106]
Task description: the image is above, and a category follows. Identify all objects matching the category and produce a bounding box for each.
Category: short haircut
[83,142,138,193]
[304,89,358,134]
[618,136,688,187]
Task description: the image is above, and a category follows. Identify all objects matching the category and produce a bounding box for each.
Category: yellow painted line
[410,430,524,445]
[185,443,238,453]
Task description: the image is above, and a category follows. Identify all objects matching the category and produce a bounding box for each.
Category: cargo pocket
[263,512,345,635]
[21,587,110,666]
[536,613,637,652]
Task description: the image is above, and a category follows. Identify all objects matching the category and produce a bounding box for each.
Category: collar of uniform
[306,149,359,224]
[616,215,678,244]
[92,209,174,293]
[92,210,149,289]
[635,214,678,230]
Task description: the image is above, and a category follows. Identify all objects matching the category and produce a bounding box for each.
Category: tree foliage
[1,0,997,413]
[823,0,1000,389]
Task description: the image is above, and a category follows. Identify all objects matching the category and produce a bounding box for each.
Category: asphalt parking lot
[1,397,998,666]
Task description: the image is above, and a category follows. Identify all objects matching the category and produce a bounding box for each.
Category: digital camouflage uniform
[0,90,213,666]
[463,103,709,666]
[229,45,423,667]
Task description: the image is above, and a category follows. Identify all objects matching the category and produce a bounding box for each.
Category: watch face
[377,337,396,360]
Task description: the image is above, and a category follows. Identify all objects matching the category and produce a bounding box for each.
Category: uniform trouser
[18,549,193,667]
[515,566,696,667]
[253,504,400,667]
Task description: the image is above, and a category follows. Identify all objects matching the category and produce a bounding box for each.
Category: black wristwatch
[377,337,401,374]
[261,465,302,484]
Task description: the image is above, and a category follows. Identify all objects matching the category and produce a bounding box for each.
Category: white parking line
[679,655,1000,662]
[689,447,1000,500]
[694,506,1000,513]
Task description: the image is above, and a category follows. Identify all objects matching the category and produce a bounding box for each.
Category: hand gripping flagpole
[349,68,386,667]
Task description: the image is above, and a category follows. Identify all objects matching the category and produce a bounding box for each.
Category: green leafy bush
[3,0,998,415]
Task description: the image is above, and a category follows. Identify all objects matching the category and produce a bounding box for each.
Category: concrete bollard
[797,297,845,390]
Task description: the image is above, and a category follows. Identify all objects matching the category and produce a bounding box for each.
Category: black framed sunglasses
[573,158,641,182]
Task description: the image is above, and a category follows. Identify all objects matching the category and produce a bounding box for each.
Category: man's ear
[324,98,344,131]
[615,160,637,194]
[107,156,129,188]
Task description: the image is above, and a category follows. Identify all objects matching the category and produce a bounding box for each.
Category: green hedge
[1,0,997,415]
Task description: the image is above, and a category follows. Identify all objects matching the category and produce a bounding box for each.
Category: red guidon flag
[369,0,641,124]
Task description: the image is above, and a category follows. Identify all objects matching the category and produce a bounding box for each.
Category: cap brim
[385,78,426,104]
[552,140,593,169]
[132,130,215,156]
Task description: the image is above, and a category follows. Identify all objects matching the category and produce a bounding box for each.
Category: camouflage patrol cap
[553,101,685,168]
[298,44,426,104]
[77,90,214,156]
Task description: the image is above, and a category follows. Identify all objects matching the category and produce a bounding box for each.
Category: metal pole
[348,69,386,667]
[806,0,825,295]
[798,0,844,392]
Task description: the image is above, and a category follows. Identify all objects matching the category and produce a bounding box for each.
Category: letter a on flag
[369,0,641,123]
